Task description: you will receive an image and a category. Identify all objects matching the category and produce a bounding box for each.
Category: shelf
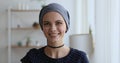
[8,8,42,63]
[11,45,43,48]
[11,9,40,12]
[11,27,40,30]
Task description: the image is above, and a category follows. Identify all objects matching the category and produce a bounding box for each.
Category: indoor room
[0,0,120,63]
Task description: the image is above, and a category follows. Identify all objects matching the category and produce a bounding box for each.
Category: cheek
[59,26,66,33]
[42,27,49,34]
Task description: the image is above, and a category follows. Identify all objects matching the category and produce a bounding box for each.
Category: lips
[49,33,58,36]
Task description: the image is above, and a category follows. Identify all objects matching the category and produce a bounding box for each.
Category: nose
[50,24,57,32]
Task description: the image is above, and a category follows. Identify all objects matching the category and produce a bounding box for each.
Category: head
[39,3,70,43]
[39,3,70,32]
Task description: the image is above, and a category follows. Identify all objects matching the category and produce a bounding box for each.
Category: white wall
[75,0,95,63]
[110,0,120,63]
[75,0,120,63]
[95,0,120,63]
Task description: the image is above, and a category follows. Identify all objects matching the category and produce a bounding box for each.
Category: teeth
[50,33,58,36]
[51,34,57,36]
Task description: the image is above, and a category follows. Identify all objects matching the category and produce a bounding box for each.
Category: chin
[50,39,59,42]
[49,39,60,43]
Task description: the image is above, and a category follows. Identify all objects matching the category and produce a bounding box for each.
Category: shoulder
[26,46,45,56]
[25,48,42,55]
[71,48,87,56]
[70,48,89,63]
[21,47,45,62]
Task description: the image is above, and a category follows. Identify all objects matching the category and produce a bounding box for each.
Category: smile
[49,33,59,36]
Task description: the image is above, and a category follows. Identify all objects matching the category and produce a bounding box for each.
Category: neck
[47,44,64,48]
[44,45,70,58]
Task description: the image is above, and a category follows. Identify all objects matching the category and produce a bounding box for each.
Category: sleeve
[20,48,36,63]
[80,52,89,63]
[82,54,89,63]
[21,54,32,63]
[72,48,89,63]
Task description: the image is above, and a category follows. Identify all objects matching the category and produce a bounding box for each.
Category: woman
[21,3,89,63]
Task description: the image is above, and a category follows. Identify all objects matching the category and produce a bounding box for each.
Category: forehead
[43,12,64,20]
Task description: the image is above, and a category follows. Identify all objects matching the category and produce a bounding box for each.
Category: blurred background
[0,0,120,63]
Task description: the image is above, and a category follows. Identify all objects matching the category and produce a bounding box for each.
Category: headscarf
[39,3,70,32]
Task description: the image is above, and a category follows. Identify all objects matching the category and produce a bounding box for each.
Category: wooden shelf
[11,27,40,30]
[11,9,40,12]
[11,45,43,48]
[7,7,42,63]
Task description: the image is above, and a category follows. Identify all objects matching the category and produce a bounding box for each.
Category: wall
[0,0,76,63]
[75,0,94,63]
[95,0,120,63]
[75,0,120,63]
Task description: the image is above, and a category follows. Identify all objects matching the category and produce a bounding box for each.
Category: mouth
[49,33,59,36]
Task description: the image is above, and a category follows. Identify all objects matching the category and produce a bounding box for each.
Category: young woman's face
[42,12,66,43]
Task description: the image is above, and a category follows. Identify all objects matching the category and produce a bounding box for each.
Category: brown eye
[44,23,49,25]
[43,21,50,26]
[56,22,62,25]
[56,20,63,25]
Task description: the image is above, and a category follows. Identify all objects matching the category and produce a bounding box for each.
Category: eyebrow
[43,21,50,23]
[43,21,49,22]
[43,20,64,22]
[56,20,64,22]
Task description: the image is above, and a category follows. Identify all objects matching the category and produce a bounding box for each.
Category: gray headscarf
[39,3,70,32]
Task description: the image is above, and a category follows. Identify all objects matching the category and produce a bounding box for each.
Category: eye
[56,21,63,25]
[44,23,49,25]
[57,22,62,25]
[43,21,50,26]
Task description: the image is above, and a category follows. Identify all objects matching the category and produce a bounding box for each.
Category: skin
[42,12,70,58]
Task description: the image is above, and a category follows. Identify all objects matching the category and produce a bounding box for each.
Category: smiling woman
[20,3,89,63]
[42,12,66,46]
